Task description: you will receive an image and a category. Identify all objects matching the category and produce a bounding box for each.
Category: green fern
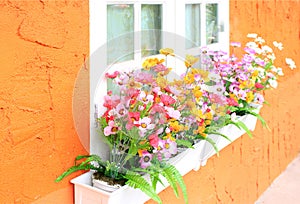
[165,164,188,204]
[124,171,162,204]
[161,164,188,204]
[229,120,253,138]
[55,163,98,182]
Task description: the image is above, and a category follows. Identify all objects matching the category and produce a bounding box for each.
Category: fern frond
[207,131,231,142]
[124,172,162,204]
[161,165,179,197]
[165,164,188,204]
[204,136,219,156]
[55,164,97,182]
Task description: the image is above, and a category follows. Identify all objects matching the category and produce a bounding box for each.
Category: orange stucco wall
[0,0,299,203]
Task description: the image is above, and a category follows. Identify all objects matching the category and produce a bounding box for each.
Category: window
[90,0,229,156]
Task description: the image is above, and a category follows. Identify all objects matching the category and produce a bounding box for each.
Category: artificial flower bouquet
[56,34,296,204]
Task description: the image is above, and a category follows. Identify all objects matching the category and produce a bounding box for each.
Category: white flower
[271,66,284,76]
[277,67,284,76]
[208,72,221,82]
[267,53,276,61]
[255,37,265,44]
[262,45,273,53]
[269,79,278,88]
[273,41,283,50]
[247,33,258,38]
[286,58,296,70]
[246,41,258,49]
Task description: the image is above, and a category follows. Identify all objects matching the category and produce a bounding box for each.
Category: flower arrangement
[56,34,296,204]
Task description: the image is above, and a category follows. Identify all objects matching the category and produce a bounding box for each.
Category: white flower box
[71,140,206,204]
[71,110,260,204]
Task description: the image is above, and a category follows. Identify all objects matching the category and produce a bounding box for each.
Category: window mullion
[200,3,207,47]
[134,3,142,64]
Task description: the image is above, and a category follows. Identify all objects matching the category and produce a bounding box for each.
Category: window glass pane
[206,4,218,44]
[141,4,162,57]
[107,4,134,64]
[185,4,201,49]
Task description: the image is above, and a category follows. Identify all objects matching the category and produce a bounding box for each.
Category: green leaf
[162,164,188,204]
[124,172,162,204]
[234,120,253,138]
[204,136,219,156]
[161,165,179,198]
[176,139,194,148]
[55,164,97,182]
[207,131,231,142]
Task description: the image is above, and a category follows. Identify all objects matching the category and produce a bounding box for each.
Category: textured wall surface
[147,0,300,203]
[0,0,299,203]
[0,0,89,203]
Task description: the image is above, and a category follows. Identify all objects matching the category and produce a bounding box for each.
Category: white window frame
[89,0,229,157]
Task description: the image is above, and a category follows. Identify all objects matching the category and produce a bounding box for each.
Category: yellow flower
[211,104,226,116]
[169,121,183,133]
[205,112,213,120]
[156,75,168,89]
[191,108,205,121]
[185,55,199,68]
[159,48,175,56]
[246,91,254,103]
[192,86,203,99]
[142,58,164,70]
[193,125,206,137]
[184,72,195,84]
[229,93,238,102]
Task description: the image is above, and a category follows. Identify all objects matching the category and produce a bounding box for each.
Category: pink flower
[160,94,176,106]
[226,97,239,106]
[103,95,120,109]
[139,150,152,169]
[104,121,119,136]
[255,83,264,89]
[138,91,154,105]
[153,64,168,72]
[135,72,155,84]
[149,134,159,148]
[126,112,140,130]
[230,42,241,47]
[135,117,155,136]
[105,71,119,79]
[165,107,181,120]
[116,104,127,117]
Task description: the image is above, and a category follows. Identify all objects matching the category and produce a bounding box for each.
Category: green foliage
[161,164,188,204]
[124,171,162,204]
[176,139,194,149]
[55,155,104,182]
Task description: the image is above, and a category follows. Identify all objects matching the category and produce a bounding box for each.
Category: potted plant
[56,34,296,204]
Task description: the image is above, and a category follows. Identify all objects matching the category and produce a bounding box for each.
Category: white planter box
[72,113,260,204]
[71,140,206,204]
[199,113,259,166]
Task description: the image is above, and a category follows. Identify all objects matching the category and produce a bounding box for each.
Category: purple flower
[139,151,153,168]
[230,42,241,47]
